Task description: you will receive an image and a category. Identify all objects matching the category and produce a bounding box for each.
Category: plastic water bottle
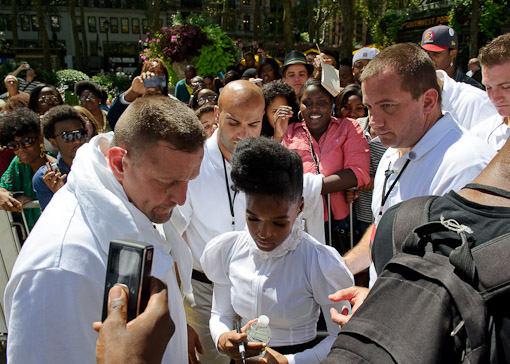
[246,315,271,358]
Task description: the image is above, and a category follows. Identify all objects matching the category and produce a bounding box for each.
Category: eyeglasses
[78,93,97,102]
[197,95,217,105]
[191,82,204,87]
[54,129,88,143]
[5,137,35,151]
[38,95,60,104]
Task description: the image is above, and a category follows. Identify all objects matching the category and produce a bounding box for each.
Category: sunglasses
[78,93,97,102]
[54,129,88,143]
[197,95,217,105]
[5,137,35,151]
[38,95,60,104]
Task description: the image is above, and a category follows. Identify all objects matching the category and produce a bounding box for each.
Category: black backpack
[322,184,510,364]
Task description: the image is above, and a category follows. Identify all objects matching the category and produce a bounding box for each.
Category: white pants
[185,278,230,364]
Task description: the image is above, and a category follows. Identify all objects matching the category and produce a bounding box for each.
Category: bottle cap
[258,315,270,327]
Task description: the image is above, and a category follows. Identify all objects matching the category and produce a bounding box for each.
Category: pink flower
[138,39,142,43]
[146,32,150,35]
[156,39,160,42]
[151,38,156,42]
[171,35,177,42]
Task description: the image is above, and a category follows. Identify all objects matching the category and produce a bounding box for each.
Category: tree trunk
[470,0,481,58]
[283,0,293,51]
[34,0,51,72]
[11,0,18,50]
[307,0,315,44]
[69,0,82,71]
[340,0,355,58]
[253,0,261,43]
[221,0,228,31]
[145,0,161,33]
[79,0,89,73]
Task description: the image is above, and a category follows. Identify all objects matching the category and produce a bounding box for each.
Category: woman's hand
[0,190,22,212]
[244,348,288,364]
[273,106,293,143]
[43,169,67,194]
[218,319,265,360]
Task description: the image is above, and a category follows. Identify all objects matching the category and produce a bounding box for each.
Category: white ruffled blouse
[201,217,354,364]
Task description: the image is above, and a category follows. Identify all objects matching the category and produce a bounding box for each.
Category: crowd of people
[0,24,509,363]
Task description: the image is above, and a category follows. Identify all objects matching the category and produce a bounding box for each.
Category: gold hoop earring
[40,143,45,158]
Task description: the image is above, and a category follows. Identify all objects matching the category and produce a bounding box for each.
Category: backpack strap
[464,183,510,199]
[387,253,489,362]
[392,195,437,255]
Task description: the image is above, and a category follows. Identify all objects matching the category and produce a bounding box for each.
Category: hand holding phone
[102,240,154,322]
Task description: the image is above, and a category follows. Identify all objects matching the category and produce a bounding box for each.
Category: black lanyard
[222,155,237,230]
[305,129,322,174]
[379,158,411,217]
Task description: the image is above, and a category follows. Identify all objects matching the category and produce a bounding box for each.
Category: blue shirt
[32,153,70,210]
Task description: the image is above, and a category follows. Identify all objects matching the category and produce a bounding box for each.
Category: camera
[101,239,154,322]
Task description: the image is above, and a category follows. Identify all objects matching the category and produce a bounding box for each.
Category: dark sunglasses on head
[197,95,217,105]
[5,137,35,151]
[78,93,97,102]
[38,95,60,104]
[54,129,88,143]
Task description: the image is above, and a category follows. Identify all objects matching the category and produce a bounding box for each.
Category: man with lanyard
[471,33,510,151]
[172,80,358,363]
[341,43,495,286]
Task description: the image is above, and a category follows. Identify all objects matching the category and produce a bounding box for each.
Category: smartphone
[45,162,58,172]
[143,75,167,89]
[12,191,25,199]
[101,239,154,322]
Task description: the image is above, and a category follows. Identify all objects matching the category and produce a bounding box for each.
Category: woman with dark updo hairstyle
[201,137,353,364]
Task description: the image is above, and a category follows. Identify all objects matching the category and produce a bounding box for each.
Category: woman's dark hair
[213,77,223,94]
[322,50,339,68]
[260,80,299,137]
[335,84,365,117]
[0,107,41,146]
[298,77,332,102]
[231,137,303,203]
[256,58,281,81]
[74,80,102,98]
[223,70,240,86]
[28,84,63,112]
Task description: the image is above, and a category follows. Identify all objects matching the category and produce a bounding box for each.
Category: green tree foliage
[449,0,509,42]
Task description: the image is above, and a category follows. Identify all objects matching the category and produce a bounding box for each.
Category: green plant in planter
[194,24,239,78]
[56,69,89,106]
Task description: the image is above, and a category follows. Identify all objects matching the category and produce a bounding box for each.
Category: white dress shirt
[471,113,509,151]
[438,70,498,130]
